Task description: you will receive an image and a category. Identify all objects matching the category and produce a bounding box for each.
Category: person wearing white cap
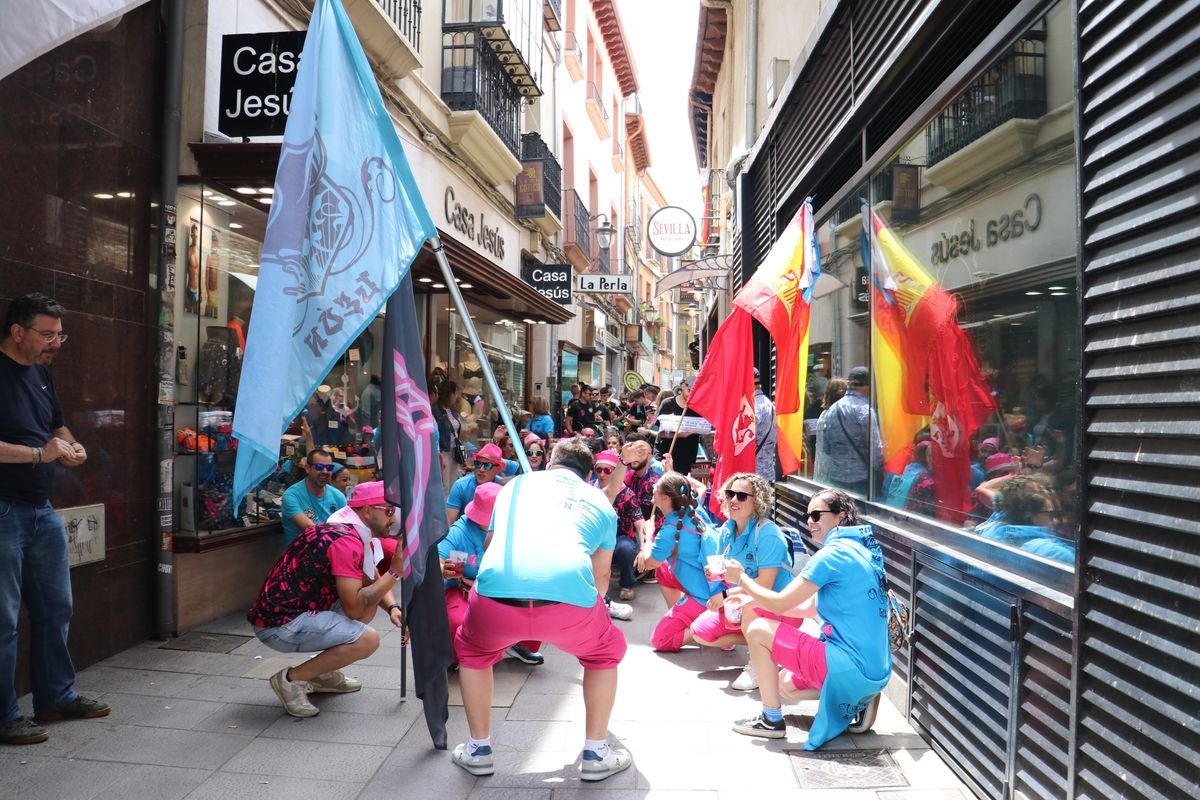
[247,480,405,718]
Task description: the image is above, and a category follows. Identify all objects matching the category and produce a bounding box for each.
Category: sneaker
[307,669,362,693]
[33,696,111,723]
[732,713,786,738]
[269,668,319,718]
[731,663,758,691]
[579,746,633,781]
[452,742,495,776]
[847,693,881,734]
[607,600,633,621]
[0,717,49,745]
[618,587,636,601]
[504,644,545,665]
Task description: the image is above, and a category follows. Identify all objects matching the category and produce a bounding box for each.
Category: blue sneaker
[580,746,633,781]
[452,743,494,776]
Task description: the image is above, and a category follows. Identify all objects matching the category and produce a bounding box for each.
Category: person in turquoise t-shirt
[280,449,348,548]
[445,443,505,524]
[724,488,891,747]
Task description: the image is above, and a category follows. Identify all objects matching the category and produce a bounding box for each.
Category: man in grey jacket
[814,366,882,495]
[753,368,777,481]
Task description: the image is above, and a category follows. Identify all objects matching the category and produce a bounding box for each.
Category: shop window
[805,2,1077,570]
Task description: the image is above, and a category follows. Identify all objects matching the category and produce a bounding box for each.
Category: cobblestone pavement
[3,583,975,799]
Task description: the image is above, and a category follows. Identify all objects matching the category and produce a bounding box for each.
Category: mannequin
[185,222,201,313]
[203,229,221,318]
[459,349,483,396]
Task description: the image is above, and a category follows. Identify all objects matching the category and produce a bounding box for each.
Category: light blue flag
[232,0,436,509]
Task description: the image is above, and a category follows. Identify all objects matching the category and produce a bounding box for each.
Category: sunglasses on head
[369,504,396,517]
[594,466,614,476]
[806,509,834,522]
[723,489,752,502]
[312,463,336,472]
[527,449,544,457]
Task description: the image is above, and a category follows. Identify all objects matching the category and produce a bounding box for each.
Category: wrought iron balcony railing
[520,132,562,219]
[376,0,422,51]
[563,189,591,262]
[441,30,522,156]
[586,81,609,124]
[442,0,543,96]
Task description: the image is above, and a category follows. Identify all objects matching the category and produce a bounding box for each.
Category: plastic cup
[706,554,726,580]
[448,550,468,575]
[724,594,745,629]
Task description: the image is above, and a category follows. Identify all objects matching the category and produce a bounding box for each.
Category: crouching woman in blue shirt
[723,488,891,749]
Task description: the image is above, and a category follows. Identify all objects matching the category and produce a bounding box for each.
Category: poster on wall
[180,218,224,317]
[57,503,105,568]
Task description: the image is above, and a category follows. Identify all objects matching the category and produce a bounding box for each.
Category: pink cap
[984,452,1015,475]
[522,432,543,447]
[595,450,620,467]
[465,482,502,528]
[474,442,504,465]
[979,437,1000,455]
[348,480,387,508]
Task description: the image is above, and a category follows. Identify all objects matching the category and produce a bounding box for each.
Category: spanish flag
[733,199,821,475]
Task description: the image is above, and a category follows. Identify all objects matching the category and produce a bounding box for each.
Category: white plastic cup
[706,554,726,580]
[448,550,468,574]
[724,594,745,629]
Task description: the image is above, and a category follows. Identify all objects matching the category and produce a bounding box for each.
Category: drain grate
[158,631,252,653]
[786,748,909,790]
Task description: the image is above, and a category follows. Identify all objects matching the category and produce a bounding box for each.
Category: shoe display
[607,600,633,621]
[731,663,758,691]
[847,693,881,734]
[732,713,786,738]
[618,587,636,601]
[579,746,633,781]
[452,742,495,776]
[307,669,362,693]
[0,717,49,745]
[504,644,546,665]
[269,668,319,718]
[33,696,111,723]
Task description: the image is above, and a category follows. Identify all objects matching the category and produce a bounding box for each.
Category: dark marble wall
[0,5,162,682]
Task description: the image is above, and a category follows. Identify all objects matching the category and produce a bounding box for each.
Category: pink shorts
[651,596,707,651]
[690,604,805,644]
[655,560,683,592]
[455,590,627,670]
[771,623,828,690]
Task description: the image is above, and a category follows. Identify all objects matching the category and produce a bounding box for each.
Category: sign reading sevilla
[647,206,698,257]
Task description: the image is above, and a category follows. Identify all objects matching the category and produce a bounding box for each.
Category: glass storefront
[803,2,1078,568]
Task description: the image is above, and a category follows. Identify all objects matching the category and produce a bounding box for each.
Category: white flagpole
[430,236,532,474]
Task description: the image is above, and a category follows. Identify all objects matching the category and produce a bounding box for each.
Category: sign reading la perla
[577,273,633,294]
[219,31,306,137]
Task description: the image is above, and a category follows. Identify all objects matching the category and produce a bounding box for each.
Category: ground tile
[89,690,226,731]
[449,666,530,707]
[192,613,256,636]
[182,771,363,800]
[466,789,553,800]
[359,743,481,799]
[92,764,212,800]
[257,706,418,746]
[889,747,968,789]
[71,724,252,769]
[220,737,391,783]
[480,749,638,790]
[192,701,289,736]
[73,665,202,698]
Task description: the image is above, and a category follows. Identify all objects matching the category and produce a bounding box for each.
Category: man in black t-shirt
[0,294,110,746]
[655,379,704,476]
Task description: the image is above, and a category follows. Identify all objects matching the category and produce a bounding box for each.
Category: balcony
[611,138,624,172]
[344,0,423,79]
[563,31,584,81]
[516,132,563,235]
[585,81,610,139]
[543,0,561,32]
[563,189,592,271]
[442,30,523,184]
[442,0,544,97]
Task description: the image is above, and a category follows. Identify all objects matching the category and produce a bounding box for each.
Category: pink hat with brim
[474,443,504,465]
[348,480,387,508]
[465,482,502,528]
[522,432,543,447]
[979,437,1000,454]
[984,452,1016,475]
[595,450,620,467]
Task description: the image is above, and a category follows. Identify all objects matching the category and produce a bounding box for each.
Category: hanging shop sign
[514,161,545,218]
[891,164,921,223]
[521,262,572,305]
[577,273,633,294]
[218,31,306,137]
[647,206,698,257]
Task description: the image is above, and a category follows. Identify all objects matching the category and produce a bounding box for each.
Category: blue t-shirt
[475,470,616,608]
[437,516,488,585]
[717,517,792,592]
[447,473,493,512]
[529,414,554,438]
[280,481,347,547]
[650,510,721,603]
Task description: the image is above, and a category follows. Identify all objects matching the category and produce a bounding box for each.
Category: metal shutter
[1075,1,1200,798]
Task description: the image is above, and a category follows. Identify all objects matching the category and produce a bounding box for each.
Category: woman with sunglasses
[722,488,890,747]
[522,432,547,471]
[635,473,722,651]
[690,473,794,691]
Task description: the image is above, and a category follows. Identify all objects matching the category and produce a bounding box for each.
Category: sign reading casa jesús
[928,193,1043,266]
[219,31,305,137]
[647,206,697,257]
[444,186,506,261]
[521,262,571,305]
[577,273,633,295]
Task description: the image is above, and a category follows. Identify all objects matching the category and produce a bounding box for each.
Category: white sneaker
[731,663,758,691]
[452,742,495,776]
[607,600,633,621]
[269,668,319,717]
[579,746,633,781]
[307,669,362,693]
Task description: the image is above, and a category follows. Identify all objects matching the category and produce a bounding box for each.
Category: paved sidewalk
[2,584,974,799]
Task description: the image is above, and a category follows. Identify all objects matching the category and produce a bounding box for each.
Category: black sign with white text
[521,262,572,305]
[218,31,306,137]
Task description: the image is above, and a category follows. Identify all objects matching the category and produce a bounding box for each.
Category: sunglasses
[723,489,752,502]
[527,449,544,457]
[370,504,396,517]
[312,463,336,472]
[474,460,498,470]
[806,509,834,522]
[594,466,614,476]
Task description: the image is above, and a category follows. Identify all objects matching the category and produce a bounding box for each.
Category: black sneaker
[0,717,49,745]
[34,696,111,723]
[504,644,545,665]
[732,713,786,739]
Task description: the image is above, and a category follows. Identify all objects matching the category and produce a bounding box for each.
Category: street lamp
[642,303,660,324]
[591,213,616,251]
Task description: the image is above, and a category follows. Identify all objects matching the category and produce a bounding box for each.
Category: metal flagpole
[430,236,532,474]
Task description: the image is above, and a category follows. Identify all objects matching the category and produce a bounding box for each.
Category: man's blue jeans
[613,535,638,589]
[0,500,78,724]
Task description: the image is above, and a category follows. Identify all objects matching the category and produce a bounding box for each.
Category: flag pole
[430,236,532,474]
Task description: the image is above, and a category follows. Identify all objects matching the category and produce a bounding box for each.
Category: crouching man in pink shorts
[451,437,632,782]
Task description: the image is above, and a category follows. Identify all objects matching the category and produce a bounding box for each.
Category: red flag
[688,307,757,500]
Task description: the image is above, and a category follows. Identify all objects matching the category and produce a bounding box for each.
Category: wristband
[721,589,728,599]
[387,603,401,612]
[386,568,402,581]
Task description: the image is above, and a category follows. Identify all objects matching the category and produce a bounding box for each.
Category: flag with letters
[232,0,436,508]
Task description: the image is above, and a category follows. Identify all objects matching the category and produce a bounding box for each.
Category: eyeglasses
[24,327,68,344]
[594,466,614,476]
[806,509,833,522]
[369,504,396,517]
[312,463,336,472]
[527,449,544,457]
[723,489,752,502]
[474,460,498,470]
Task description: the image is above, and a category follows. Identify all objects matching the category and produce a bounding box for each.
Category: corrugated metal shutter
[1015,604,1072,800]
[1075,1,1200,798]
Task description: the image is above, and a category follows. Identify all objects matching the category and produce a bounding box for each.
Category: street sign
[576,273,633,294]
